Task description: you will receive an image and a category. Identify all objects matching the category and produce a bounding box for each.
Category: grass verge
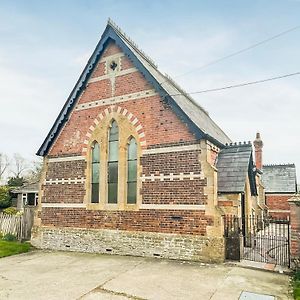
[0,240,31,258]
[293,269,300,300]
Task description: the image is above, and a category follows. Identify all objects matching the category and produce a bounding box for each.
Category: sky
[0,0,299,180]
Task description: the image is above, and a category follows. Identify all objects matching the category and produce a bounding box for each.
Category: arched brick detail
[82,105,146,153]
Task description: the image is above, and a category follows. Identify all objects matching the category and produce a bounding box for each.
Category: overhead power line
[161,25,300,85]
[168,71,300,96]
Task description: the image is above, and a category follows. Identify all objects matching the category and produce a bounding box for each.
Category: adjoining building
[262,164,297,219]
[216,142,266,219]
[253,132,297,220]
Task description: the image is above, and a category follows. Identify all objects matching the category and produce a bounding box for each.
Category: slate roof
[37,19,231,156]
[216,143,256,194]
[262,164,297,193]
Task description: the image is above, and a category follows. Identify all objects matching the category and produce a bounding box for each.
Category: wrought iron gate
[224,215,290,267]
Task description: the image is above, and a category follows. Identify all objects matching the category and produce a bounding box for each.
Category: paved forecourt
[0,251,292,300]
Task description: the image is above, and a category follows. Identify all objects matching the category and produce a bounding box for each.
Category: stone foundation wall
[31,226,225,263]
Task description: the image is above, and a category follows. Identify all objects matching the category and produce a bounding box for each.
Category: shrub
[0,186,11,209]
[3,207,18,215]
[2,233,17,242]
[0,231,3,239]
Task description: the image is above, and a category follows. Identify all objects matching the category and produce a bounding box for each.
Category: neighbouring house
[31,20,268,262]
[262,164,297,219]
[216,142,266,219]
[252,132,297,220]
[11,182,39,210]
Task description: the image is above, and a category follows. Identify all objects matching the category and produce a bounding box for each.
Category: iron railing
[224,215,290,267]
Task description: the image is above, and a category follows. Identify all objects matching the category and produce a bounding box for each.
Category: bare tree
[25,158,43,182]
[10,153,29,178]
[0,153,9,181]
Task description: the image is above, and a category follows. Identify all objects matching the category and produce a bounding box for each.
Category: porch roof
[216,142,256,194]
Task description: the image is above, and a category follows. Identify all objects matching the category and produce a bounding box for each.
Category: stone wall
[217,193,240,216]
[31,226,224,263]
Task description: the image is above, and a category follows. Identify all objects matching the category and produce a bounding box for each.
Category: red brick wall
[266,194,291,219]
[49,97,195,157]
[43,184,85,204]
[41,41,212,236]
[90,61,106,78]
[102,43,123,58]
[45,160,86,179]
[266,194,291,211]
[141,149,201,175]
[41,208,212,236]
[141,180,207,205]
[42,160,86,204]
[79,80,112,104]
[49,42,195,156]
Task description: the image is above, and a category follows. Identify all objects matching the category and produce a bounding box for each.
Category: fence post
[288,194,300,269]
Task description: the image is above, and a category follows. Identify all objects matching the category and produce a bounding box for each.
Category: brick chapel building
[32,20,267,262]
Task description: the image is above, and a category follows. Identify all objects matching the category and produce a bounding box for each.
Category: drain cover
[239,291,275,300]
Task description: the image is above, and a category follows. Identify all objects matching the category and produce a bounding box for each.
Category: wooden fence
[0,208,35,241]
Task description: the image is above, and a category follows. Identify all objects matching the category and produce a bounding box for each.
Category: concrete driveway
[0,251,292,300]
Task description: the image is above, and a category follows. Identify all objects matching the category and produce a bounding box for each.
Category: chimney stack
[253,132,263,170]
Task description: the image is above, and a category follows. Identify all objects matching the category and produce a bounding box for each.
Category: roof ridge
[107,18,158,69]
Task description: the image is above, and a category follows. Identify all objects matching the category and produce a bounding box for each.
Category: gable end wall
[33,42,224,263]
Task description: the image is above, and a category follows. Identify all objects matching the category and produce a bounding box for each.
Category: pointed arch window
[91,142,100,203]
[127,137,137,204]
[108,120,119,204]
